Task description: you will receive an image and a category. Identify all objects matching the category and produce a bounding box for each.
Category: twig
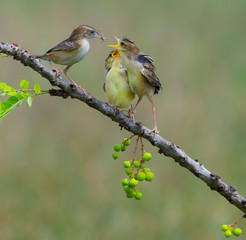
[1,41,246,213]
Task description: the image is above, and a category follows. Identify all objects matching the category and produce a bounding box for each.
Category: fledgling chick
[35,24,105,93]
[104,49,135,109]
[109,37,162,134]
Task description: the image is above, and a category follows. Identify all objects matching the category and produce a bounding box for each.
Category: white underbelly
[56,40,90,66]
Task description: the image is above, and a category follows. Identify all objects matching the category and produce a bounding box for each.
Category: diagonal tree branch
[1,41,246,213]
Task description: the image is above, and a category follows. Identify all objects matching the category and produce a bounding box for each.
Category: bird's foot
[112,106,120,116]
[151,127,159,137]
[52,68,62,76]
[77,85,86,94]
[128,108,135,121]
[128,104,135,121]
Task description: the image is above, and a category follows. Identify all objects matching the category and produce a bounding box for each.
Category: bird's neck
[121,53,136,69]
[112,57,122,69]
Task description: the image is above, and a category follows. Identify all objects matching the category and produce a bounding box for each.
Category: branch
[1,41,246,213]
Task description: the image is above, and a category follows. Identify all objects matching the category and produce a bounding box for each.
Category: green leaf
[7,96,19,104]
[0,101,12,112]
[20,80,29,89]
[26,96,33,107]
[0,53,8,58]
[21,92,28,100]
[34,84,41,94]
[4,86,13,91]
[0,93,6,97]
[15,93,24,101]
[4,86,16,96]
[7,90,16,96]
[0,82,7,89]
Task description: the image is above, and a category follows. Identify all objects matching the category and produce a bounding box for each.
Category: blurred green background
[1,0,246,239]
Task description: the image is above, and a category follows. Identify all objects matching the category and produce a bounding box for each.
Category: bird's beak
[95,31,106,42]
[108,35,121,48]
[112,49,121,58]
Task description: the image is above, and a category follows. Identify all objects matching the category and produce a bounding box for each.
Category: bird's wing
[138,54,162,93]
[46,39,80,53]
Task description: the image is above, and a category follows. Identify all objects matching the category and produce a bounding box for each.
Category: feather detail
[46,39,80,53]
[138,54,162,94]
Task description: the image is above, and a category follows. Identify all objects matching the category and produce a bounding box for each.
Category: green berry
[114,144,121,152]
[229,226,234,232]
[123,139,131,146]
[129,178,138,188]
[136,171,146,181]
[112,153,118,160]
[123,161,131,168]
[123,185,132,193]
[221,225,229,232]
[135,192,143,200]
[125,168,132,176]
[121,145,126,152]
[141,164,146,168]
[134,161,141,168]
[143,153,152,162]
[224,230,232,238]
[126,192,134,198]
[232,228,242,236]
[122,179,129,186]
[145,172,154,182]
[144,168,150,172]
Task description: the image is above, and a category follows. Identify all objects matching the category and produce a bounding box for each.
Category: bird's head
[105,49,121,70]
[108,36,140,56]
[70,25,105,41]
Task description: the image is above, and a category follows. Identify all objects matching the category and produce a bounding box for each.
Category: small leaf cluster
[221,224,242,238]
[112,136,155,200]
[0,80,46,121]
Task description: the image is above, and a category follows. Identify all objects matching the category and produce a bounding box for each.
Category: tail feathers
[33,54,49,60]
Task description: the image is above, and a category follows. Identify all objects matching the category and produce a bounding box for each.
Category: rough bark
[1,41,246,213]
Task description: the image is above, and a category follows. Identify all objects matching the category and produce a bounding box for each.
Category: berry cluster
[221,224,242,238]
[112,135,154,200]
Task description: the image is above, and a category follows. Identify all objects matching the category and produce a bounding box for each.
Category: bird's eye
[120,41,126,46]
[90,30,95,34]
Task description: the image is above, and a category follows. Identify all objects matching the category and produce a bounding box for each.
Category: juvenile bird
[104,49,135,109]
[35,24,105,92]
[109,37,162,134]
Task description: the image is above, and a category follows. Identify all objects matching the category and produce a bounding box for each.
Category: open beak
[108,35,121,48]
[112,49,121,58]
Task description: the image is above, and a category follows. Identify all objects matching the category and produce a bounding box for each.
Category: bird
[108,36,162,134]
[104,49,135,109]
[35,24,105,93]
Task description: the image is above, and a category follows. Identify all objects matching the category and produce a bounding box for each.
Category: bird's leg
[151,104,159,136]
[133,97,142,111]
[128,104,135,121]
[49,60,62,76]
[63,66,86,93]
[148,96,159,136]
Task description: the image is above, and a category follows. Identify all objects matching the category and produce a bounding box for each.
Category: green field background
[1,0,246,239]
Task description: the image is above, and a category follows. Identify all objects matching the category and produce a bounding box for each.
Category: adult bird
[104,49,135,109]
[35,24,105,93]
[109,37,162,134]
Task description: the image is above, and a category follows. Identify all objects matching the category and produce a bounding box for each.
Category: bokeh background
[1,0,246,239]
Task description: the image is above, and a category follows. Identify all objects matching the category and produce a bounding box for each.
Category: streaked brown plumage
[109,37,162,134]
[35,25,105,92]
